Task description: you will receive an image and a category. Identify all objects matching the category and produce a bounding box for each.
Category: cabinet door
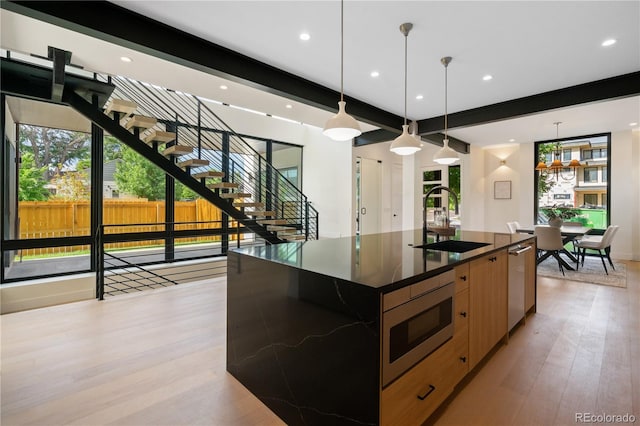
[381,340,456,426]
[453,288,469,384]
[524,240,537,313]
[469,250,508,370]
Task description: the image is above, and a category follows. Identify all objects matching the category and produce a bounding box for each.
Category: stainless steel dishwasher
[508,244,533,331]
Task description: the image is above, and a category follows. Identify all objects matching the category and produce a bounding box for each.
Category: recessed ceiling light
[219,85,228,90]
[370,71,380,78]
[601,38,616,47]
[482,74,493,81]
[299,33,311,41]
[416,94,424,100]
[286,104,293,109]
[120,56,132,63]
[630,122,638,126]
[509,138,515,142]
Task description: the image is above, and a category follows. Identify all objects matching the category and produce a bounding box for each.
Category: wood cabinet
[468,249,508,370]
[381,338,457,426]
[524,240,537,313]
[453,262,470,382]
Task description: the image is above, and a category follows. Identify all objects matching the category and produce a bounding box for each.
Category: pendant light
[323,0,362,141]
[390,23,422,156]
[433,56,459,165]
[536,122,582,181]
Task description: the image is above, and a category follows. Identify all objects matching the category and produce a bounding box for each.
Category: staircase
[65,75,317,244]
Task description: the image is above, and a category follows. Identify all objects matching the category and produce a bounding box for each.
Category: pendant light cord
[340,0,344,102]
[444,62,448,140]
[403,30,408,126]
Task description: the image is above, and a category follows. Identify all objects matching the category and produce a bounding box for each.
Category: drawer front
[454,263,470,294]
[381,340,456,426]
[454,288,469,335]
[451,331,469,385]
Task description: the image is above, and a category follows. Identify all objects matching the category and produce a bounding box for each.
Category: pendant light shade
[323,0,361,141]
[535,122,582,181]
[390,23,421,156]
[390,124,422,155]
[323,101,362,141]
[433,56,459,165]
[433,139,459,165]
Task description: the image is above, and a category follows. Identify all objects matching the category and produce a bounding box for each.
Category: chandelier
[535,122,581,181]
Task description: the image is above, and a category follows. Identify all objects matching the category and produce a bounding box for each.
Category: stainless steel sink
[413,240,490,253]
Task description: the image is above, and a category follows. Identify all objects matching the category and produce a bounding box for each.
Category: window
[584,194,598,206]
[535,133,610,231]
[279,167,298,187]
[581,148,607,160]
[584,167,598,183]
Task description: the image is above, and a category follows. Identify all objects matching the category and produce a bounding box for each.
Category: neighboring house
[541,135,609,209]
[87,159,137,199]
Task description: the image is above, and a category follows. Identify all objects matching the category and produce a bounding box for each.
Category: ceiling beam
[417,71,640,134]
[353,128,470,154]
[2,0,405,133]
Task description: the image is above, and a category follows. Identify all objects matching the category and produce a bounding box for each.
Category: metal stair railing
[106,75,318,240]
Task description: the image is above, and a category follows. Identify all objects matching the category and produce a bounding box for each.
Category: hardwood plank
[2,262,638,426]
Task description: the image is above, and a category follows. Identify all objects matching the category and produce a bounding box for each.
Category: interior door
[356,157,382,235]
[391,163,402,231]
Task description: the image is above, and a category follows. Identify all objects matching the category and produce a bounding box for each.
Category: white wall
[200,101,352,238]
[473,130,638,260]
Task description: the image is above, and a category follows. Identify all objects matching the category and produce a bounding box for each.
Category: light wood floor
[1,263,638,426]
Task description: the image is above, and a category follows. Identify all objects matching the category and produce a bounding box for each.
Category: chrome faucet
[423,185,459,244]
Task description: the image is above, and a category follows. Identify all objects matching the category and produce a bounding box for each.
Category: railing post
[221,132,230,254]
[305,200,310,240]
[97,225,105,300]
[197,99,202,158]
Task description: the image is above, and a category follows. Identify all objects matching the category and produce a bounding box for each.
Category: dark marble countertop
[232,229,535,291]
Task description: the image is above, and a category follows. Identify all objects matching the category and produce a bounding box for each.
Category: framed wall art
[494,180,512,199]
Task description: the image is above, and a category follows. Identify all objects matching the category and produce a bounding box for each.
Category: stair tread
[105,98,137,115]
[257,219,288,225]
[207,182,239,189]
[245,211,275,217]
[179,159,210,168]
[193,171,225,179]
[144,130,176,144]
[220,193,252,199]
[164,145,193,156]
[267,225,296,231]
[235,202,265,208]
[122,115,157,130]
[283,234,306,241]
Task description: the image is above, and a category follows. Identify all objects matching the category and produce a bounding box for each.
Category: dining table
[516,225,593,270]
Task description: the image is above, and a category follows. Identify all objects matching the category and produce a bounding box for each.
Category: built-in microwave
[382,269,455,387]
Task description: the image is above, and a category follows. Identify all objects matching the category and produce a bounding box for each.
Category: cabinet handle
[459,275,467,281]
[459,311,467,318]
[489,256,497,262]
[417,384,436,401]
[460,356,467,363]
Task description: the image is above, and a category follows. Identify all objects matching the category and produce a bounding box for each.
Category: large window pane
[535,134,609,230]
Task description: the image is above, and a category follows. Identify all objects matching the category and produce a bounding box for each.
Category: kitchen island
[227,229,536,426]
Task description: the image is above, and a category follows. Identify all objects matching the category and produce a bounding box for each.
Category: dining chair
[574,225,619,274]
[506,221,521,234]
[534,225,565,276]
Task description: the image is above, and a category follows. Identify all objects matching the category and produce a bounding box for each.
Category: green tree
[537,143,557,195]
[19,125,91,181]
[18,152,49,201]
[114,145,166,200]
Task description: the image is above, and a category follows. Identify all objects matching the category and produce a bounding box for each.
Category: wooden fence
[17,199,240,257]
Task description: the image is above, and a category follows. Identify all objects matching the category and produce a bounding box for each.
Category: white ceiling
[1,1,639,147]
